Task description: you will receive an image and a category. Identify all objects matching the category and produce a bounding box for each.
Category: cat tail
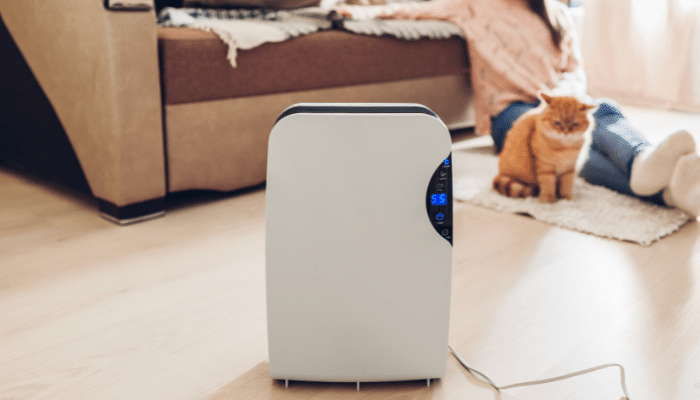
[493,174,538,198]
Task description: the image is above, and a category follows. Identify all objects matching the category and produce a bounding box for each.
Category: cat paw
[493,175,536,198]
[510,182,530,198]
[539,193,557,203]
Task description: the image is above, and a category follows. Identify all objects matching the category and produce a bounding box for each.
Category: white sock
[663,153,700,217]
[630,129,696,196]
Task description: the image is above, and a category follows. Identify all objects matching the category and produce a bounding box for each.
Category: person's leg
[491,101,540,153]
[630,129,696,195]
[584,99,695,199]
[579,147,665,205]
[663,153,700,216]
[578,99,649,197]
[588,99,648,176]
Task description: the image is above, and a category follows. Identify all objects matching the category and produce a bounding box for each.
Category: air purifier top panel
[275,103,439,123]
[265,103,453,383]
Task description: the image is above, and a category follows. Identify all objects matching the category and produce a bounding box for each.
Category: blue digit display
[431,193,447,206]
[444,158,450,166]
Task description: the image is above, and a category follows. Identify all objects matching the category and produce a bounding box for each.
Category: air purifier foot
[285,380,289,388]
[427,379,431,387]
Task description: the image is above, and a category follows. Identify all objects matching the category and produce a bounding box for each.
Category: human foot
[663,153,700,217]
[630,129,696,196]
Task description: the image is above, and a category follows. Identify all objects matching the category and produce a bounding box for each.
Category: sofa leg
[98,197,165,225]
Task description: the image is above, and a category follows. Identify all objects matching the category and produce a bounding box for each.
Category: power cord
[448,344,632,399]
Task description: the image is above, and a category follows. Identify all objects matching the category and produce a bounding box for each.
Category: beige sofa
[0,0,473,224]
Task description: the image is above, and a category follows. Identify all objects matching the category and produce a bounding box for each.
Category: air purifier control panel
[426,154,453,244]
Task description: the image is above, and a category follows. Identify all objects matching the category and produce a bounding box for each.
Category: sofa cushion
[158,27,469,105]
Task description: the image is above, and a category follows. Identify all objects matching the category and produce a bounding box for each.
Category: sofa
[0,0,474,224]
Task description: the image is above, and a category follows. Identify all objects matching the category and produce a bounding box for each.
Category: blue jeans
[491,99,665,205]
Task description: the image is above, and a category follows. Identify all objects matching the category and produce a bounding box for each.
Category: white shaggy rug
[452,150,694,246]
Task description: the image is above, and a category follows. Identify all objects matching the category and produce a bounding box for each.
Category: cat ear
[580,103,597,112]
[539,91,554,104]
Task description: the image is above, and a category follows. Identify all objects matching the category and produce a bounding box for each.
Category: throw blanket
[335,4,463,39]
[158,7,333,66]
[157,4,463,67]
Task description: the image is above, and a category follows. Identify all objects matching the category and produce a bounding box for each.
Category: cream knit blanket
[157,4,463,67]
[334,4,463,39]
[158,7,333,66]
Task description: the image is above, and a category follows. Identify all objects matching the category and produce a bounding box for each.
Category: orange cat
[493,93,596,203]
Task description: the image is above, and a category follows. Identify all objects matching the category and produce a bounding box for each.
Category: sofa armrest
[0,0,165,212]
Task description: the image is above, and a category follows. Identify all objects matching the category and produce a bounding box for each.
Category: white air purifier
[265,103,453,388]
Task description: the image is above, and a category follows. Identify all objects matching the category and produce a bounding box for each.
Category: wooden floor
[2,105,700,400]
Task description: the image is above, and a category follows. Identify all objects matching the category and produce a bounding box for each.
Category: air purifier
[265,103,453,388]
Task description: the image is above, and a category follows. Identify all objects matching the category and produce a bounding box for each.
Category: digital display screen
[431,193,448,206]
[444,158,450,166]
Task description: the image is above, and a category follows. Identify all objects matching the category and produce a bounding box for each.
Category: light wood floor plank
[1,104,699,400]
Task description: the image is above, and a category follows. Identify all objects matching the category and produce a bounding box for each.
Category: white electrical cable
[448,344,632,399]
